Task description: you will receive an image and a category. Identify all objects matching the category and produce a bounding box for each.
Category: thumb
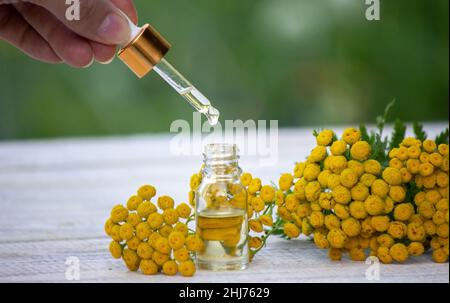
[28,0,132,45]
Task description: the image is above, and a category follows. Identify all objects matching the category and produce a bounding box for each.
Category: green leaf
[272,229,285,235]
[435,128,449,145]
[332,133,338,142]
[313,129,320,137]
[366,131,376,146]
[370,133,389,165]
[345,147,351,159]
[413,122,427,141]
[270,181,278,190]
[370,134,382,160]
[389,119,407,150]
[360,124,370,142]
[323,209,333,216]
[407,182,421,208]
[376,99,396,137]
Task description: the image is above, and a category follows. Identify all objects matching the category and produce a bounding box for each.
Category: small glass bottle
[195,144,249,271]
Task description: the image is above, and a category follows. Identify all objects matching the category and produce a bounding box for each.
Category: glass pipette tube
[153,59,220,125]
[120,16,220,125]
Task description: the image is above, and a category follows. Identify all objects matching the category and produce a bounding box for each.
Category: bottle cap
[117,24,171,78]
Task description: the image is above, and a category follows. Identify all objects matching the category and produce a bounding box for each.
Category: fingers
[90,41,116,64]
[14,2,94,67]
[26,0,132,45]
[0,0,138,66]
[110,0,138,24]
[88,0,137,64]
[0,4,61,63]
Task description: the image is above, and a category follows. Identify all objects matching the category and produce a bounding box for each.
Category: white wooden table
[0,125,448,283]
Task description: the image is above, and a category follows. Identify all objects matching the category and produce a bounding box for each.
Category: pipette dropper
[117,18,220,126]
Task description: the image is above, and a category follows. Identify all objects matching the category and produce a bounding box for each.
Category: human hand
[0,0,137,67]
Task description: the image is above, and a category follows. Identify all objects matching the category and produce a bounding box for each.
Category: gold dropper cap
[117,24,171,78]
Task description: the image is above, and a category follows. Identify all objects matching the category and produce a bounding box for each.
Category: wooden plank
[0,237,447,283]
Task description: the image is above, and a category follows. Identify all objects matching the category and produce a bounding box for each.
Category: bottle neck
[202,144,241,180]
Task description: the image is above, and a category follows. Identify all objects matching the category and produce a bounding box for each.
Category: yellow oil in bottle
[196,208,249,271]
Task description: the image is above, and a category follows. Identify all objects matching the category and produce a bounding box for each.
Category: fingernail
[97,56,115,65]
[81,56,95,69]
[98,13,130,45]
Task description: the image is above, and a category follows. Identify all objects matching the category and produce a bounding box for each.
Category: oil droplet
[206,105,220,126]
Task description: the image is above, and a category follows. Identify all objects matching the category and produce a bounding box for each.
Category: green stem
[262,202,275,216]
[250,218,283,256]
[185,214,195,225]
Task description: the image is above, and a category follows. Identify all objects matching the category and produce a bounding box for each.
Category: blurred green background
[0,0,448,140]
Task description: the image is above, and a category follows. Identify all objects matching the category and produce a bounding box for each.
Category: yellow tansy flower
[137,185,157,201]
[249,236,263,249]
[140,259,158,275]
[382,167,402,185]
[389,186,406,203]
[293,162,306,178]
[248,178,262,194]
[388,221,407,239]
[127,195,143,211]
[249,219,264,233]
[284,222,300,238]
[176,203,192,219]
[259,214,274,227]
[332,185,351,204]
[351,183,369,201]
[341,218,361,237]
[390,243,409,263]
[251,196,265,212]
[109,241,122,259]
[162,260,178,276]
[363,159,382,175]
[423,139,437,153]
[330,140,347,156]
[304,164,321,182]
[342,128,361,145]
[327,229,347,248]
[122,249,140,271]
[260,185,276,203]
[309,146,328,162]
[350,141,371,161]
[110,205,128,223]
[394,203,414,221]
[119,223,134,241]
[316,129,334,146]
[408,242,425,257]
[137,242,154,259]
[157,195,175,210]
[371,216,390,232]
[174,247,190,262]
[240,172,253,186]
[178,260,196,277]
[137,201,157,218]
[340,168,358,188]
[349,201,368,219]
[330,156,347,174]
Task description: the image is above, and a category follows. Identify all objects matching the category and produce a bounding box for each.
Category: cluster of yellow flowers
[390,138,449,262]
[104,185,204,276]
[107,105,448,270]
[239,173,278,258]
[274,129,449,263]
[188,172,202,207]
